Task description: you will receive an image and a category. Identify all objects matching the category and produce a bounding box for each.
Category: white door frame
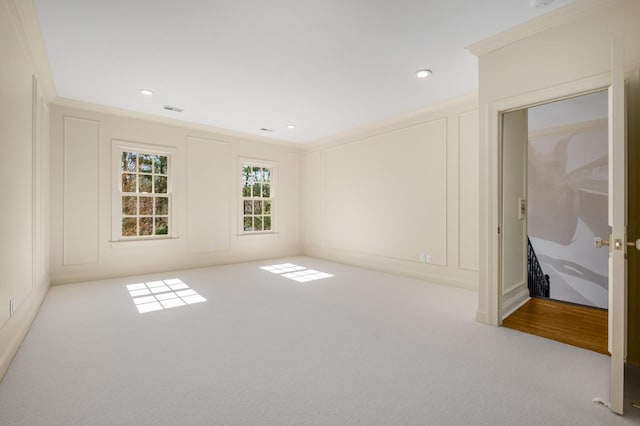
[608,36,626,414]
[477,72,611,327]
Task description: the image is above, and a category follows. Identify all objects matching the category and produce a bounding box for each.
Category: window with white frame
[114,142,173,240]
[241,161,274,233]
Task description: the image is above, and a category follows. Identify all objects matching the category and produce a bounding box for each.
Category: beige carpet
[0,257,638,425]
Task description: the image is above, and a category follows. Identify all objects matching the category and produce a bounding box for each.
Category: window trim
[111,140,178,243]
[238,157,277,236]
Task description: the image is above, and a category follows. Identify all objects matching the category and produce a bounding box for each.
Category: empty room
[1,0,640,424]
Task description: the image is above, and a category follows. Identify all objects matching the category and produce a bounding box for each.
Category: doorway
[527,90,609,309]
[501,90,610,354]
[481,43,632,417]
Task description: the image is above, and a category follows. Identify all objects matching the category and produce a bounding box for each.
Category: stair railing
[527,237,550,298]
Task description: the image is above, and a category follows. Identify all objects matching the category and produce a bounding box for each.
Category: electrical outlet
[425,254,432,264]
[419,253,427,262]
[207,244,214,252]
[9,297,15,316]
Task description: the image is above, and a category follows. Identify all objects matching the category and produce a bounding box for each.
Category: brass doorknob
[627,239,640,251]
[594,237,610,248]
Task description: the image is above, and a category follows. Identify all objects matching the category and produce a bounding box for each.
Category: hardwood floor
[502,298,608,355]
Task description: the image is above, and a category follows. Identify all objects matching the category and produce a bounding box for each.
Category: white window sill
[236,231,279,240]
[110,237,179,249]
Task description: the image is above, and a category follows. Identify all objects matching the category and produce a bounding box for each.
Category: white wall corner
[476,104,501,327]
[466,0,620,57]
[7,0,57,101]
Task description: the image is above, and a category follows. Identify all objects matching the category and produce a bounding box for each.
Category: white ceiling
[34,0,574,143]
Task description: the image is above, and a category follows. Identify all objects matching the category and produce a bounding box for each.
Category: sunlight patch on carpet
[260,263,333,283]
[126,278,206,313]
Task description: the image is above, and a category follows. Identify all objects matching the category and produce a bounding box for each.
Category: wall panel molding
[185,136,230,254]
[458,110,480,271]
[63,116,100,265]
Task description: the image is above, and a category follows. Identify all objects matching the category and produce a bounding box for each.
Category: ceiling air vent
[163,105,184,112]
[530,0,555,7]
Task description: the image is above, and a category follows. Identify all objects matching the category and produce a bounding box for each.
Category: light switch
[518,197,526,220]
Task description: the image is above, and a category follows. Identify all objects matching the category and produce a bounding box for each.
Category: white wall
[471,0,640,325]
[49,103,302,284]
[0,0,52,378]
[302,96,479,289]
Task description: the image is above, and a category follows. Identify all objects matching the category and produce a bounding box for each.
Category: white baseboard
[476,309,489,324]
[502,284,530,320]
[0,281,50,382]
[303,245,479,291]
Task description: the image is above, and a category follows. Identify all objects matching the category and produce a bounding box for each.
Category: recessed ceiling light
[287,124,296,129]
[415,69,432,79]
[139,89,154,96]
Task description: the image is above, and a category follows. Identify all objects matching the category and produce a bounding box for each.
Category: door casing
[478,73,612,327]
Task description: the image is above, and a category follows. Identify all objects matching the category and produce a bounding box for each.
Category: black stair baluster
[527,237,550,298]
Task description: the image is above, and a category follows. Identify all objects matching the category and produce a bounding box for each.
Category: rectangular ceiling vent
[163,105,184,112]
[530,0,555,7]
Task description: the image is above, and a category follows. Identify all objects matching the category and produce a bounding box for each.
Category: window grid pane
[241,164,273,234]
[121,150,170,239]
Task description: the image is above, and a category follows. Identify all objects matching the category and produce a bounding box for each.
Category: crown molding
[6,0,57,101]
[466,0,624,57]
[303,92,478,151]
[52,97,302,151]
